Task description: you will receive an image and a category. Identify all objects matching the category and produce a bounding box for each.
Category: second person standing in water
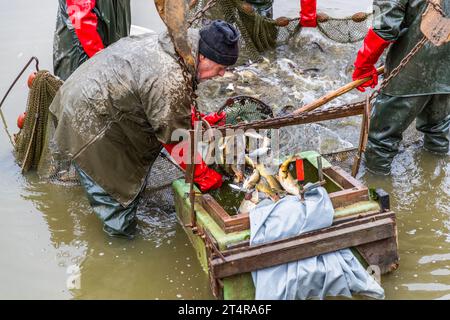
[53,0,131,80]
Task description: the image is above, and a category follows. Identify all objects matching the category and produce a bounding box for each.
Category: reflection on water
[0,0,448,300]
[362,145,450,300]
[19,174,214,299]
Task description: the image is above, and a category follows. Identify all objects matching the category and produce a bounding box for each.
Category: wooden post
[210,216,396,279]
[352,95,371,177]
[317,156,324,182]
[185,129,197,229]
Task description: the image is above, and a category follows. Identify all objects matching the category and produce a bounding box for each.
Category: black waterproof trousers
[365,93,450,174]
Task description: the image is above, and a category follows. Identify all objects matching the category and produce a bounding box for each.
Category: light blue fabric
[250,186,385,300]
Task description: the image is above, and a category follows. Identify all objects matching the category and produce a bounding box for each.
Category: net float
[27,71,37,89]
[17,112,26,129]
[316,12,330,23]
[241,2,254,14]
[352,12,368,23]
[275,17,290,27]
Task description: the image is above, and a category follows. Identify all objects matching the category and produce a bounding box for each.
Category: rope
[0,108,14,147]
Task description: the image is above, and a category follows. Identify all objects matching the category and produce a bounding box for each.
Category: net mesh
[38,117,186,193]
[37,112,81,186]
[322,147,358,174]
[29,78,365,192]
[22,0,375,195]
[316,12,373,44]
[143,153,185,209]
[14,71,63,173]
[30,73,184,192]
[218,96,274,124]
[189,0,373,61]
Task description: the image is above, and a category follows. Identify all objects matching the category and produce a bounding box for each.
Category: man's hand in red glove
[191,106,226,127]
[353,67,380,92]
[352,28,392,92]
[163,141,223,192]
[300,0,317,27]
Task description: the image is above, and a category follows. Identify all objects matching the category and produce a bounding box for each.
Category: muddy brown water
[0,0,449,300]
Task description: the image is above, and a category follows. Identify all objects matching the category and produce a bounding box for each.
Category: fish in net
[218,95,274,124]
[214,96,372,177]
[189,0,373,61]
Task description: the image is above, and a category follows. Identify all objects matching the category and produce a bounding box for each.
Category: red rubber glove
[163,142,223,192]
[300,0,317,27]
[66,0,105,58]
[352,28,392,92]
[191,106,226,127]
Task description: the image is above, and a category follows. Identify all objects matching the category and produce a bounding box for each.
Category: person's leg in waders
[365,94,450,175]
[75,165,145,239]
[416,94,450,154]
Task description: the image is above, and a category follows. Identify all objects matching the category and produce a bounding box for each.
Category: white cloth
[250,186,385,300]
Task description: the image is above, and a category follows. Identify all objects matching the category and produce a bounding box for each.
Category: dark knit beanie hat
[199,20,240,66]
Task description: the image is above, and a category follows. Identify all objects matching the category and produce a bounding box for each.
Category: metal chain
[176,55,198,108]
[177,0,221,120]
[370,0,445,101]
[370,36,428,101]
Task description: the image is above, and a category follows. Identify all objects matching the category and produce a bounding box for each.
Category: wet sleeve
[140,73,192,145]
[372,0,408,41]
[66,0,105,57]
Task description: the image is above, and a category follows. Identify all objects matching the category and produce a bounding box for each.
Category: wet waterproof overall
[53,0,131,81]
[49,32,197,237]
[365,0,450,174]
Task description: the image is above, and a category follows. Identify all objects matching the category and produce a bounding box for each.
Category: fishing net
[14,71,63,172]
[316,12,373,44]
[141,96,275,209]
[140,152,185,210]
[37,112,81,186]
[38,115,185,196]
[218,95,274,124]
[27,75,184,196]
[189,0,373,61]
[214,96,371,177]
[190,0,300,61]
[38,119,185,208]
[322,147,358,173]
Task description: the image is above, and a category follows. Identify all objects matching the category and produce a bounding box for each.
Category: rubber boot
[365,94,426,174]
[75,165,143,239]
[416,94,450,154]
